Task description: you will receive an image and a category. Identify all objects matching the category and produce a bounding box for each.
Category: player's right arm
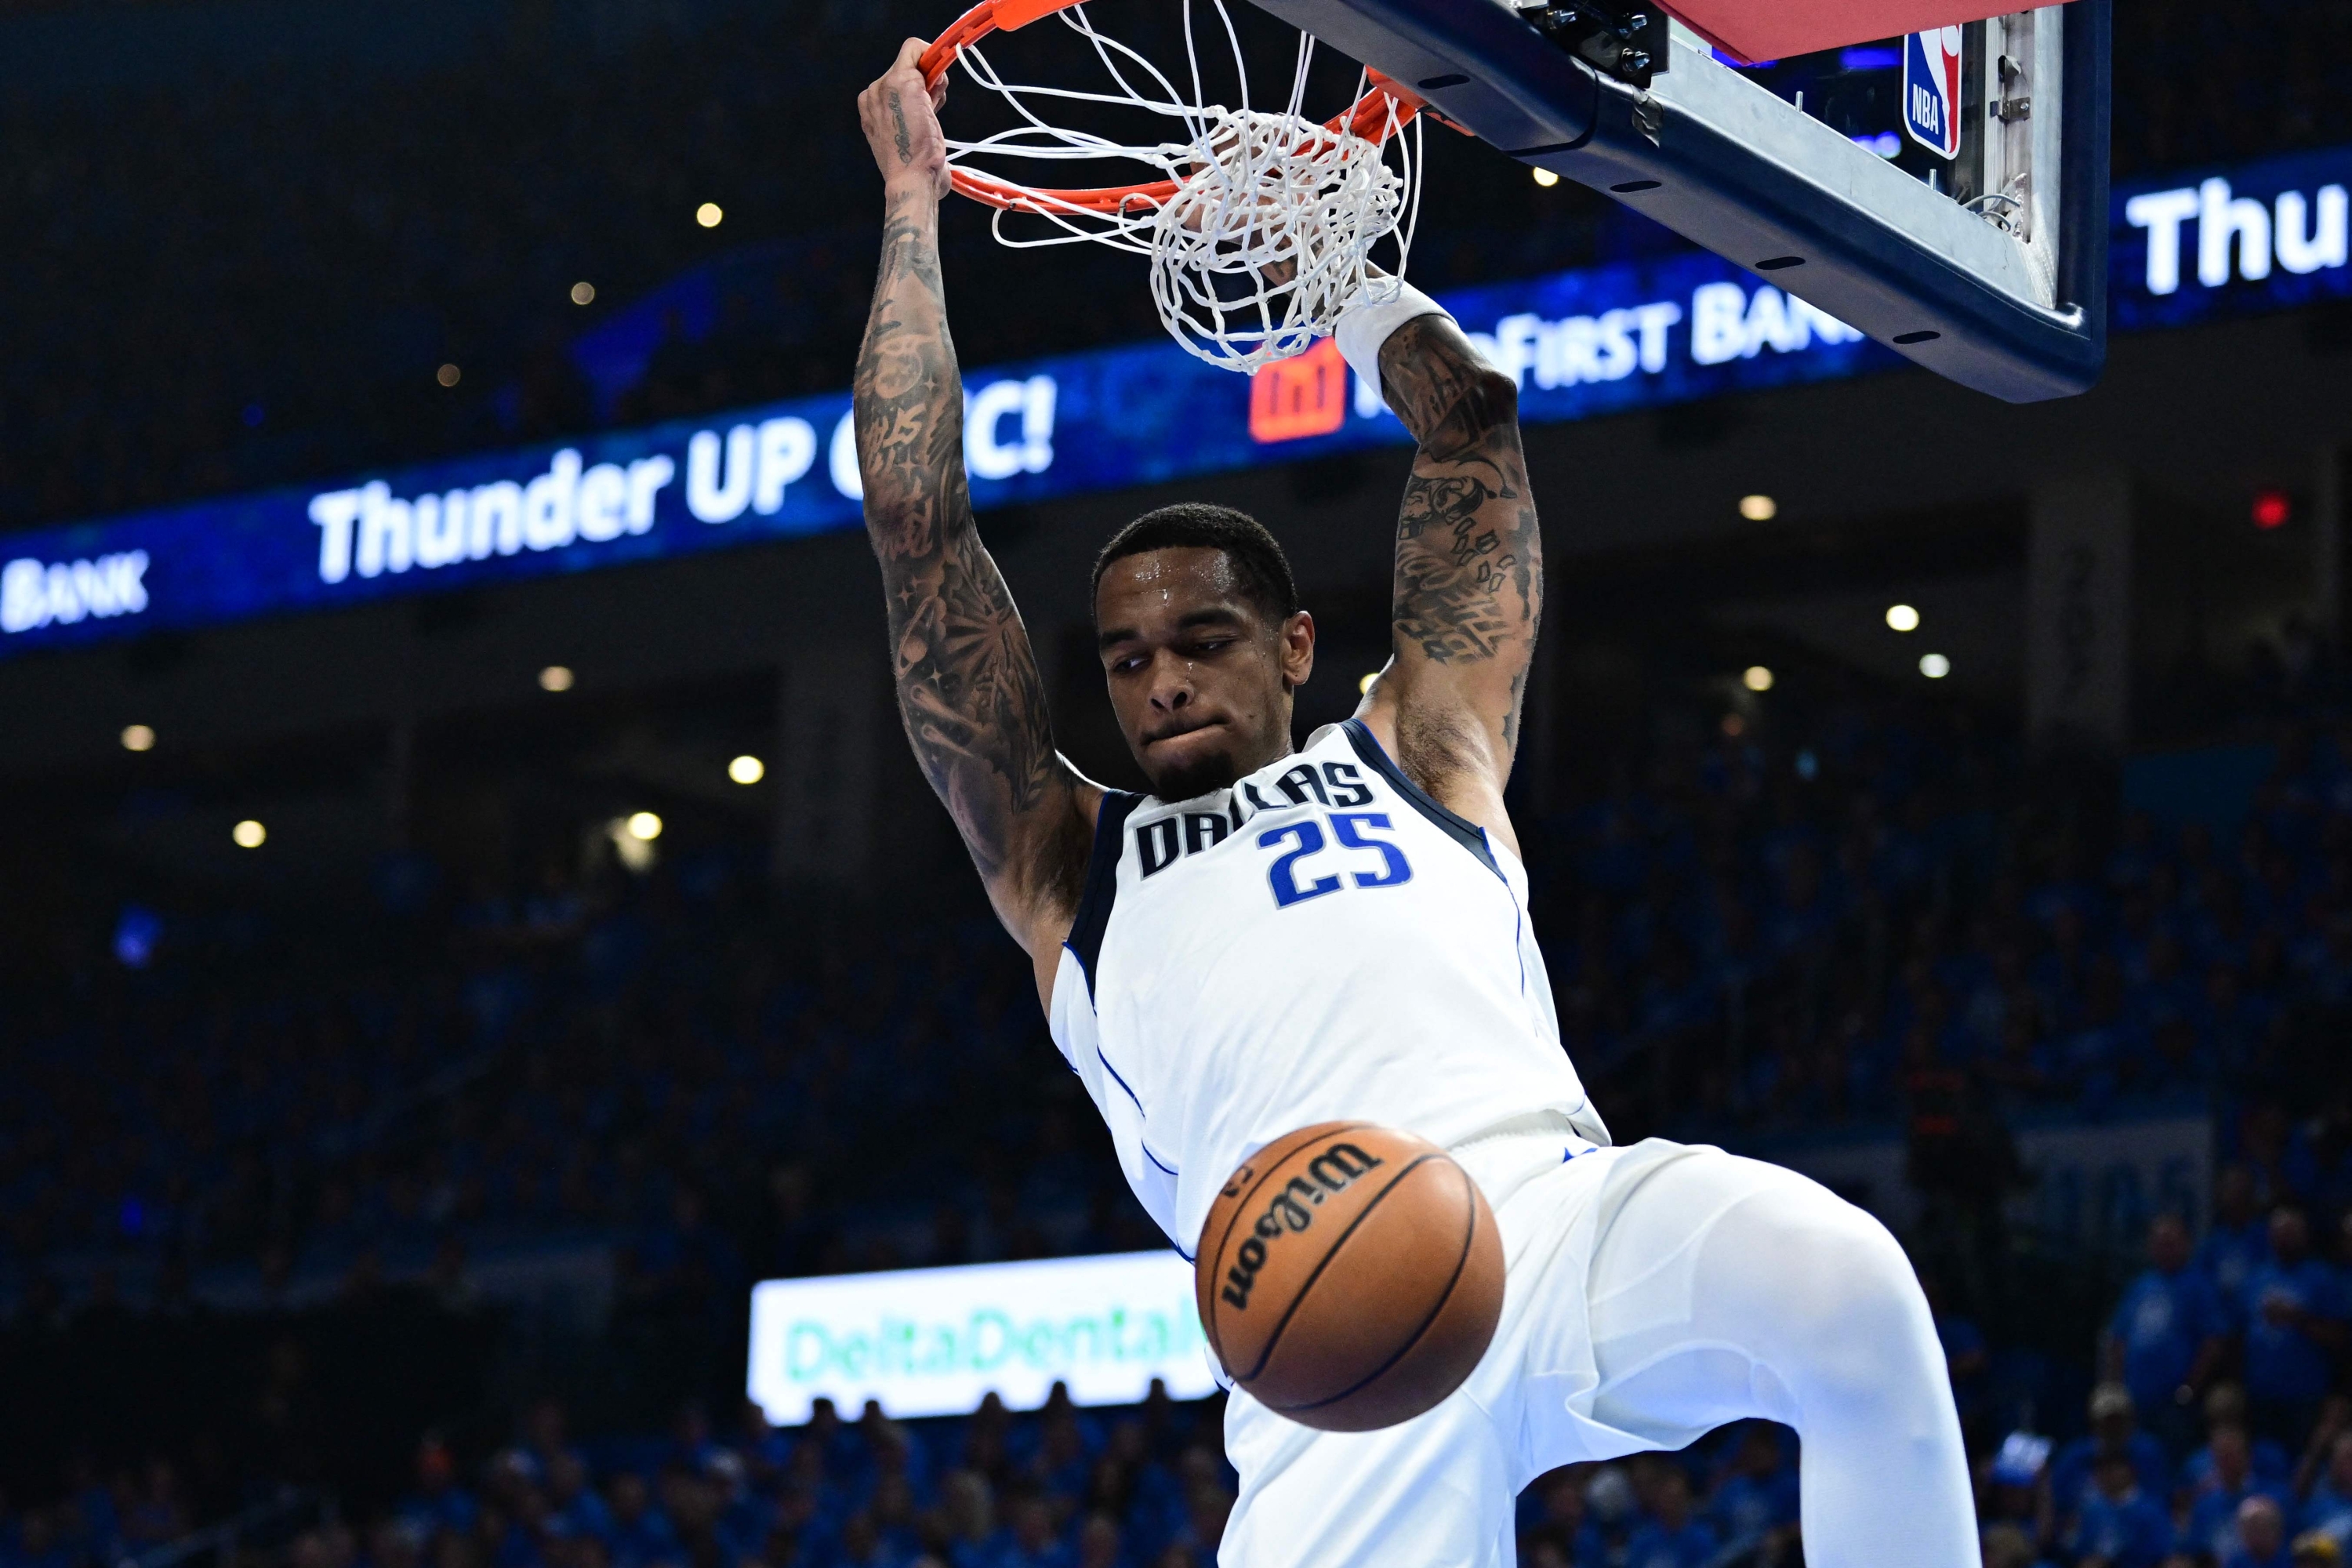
[855,42,1100,992]
[1349,305,1541,858]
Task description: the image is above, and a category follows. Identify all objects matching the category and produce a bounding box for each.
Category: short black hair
[1091,503,1299,623]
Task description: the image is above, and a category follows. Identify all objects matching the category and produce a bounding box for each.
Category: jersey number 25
[1258,812,1414,909]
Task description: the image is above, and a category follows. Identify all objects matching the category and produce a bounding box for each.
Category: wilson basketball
[1195,1121,1504,1432]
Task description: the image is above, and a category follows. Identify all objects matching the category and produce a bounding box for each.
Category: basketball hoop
[917,0,1427,372]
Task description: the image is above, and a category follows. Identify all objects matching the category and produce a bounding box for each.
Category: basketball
[1194,1122,1504,1432]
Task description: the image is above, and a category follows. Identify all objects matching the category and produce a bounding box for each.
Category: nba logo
[1902,26,1964,160]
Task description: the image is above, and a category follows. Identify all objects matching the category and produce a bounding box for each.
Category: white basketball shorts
[1218,1122,1722,1568]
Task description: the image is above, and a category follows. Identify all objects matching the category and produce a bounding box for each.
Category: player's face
[1095,546,1315,800]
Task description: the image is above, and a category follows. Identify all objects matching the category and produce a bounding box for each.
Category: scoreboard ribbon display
[3,144,2347,662]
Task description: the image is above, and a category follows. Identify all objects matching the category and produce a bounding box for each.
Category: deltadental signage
[3,144,2347,663]
[744,1250,1218,1423]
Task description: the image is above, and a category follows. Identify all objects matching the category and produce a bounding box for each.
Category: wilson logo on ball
[1219,1142,1384,1311]
[1196,1122,1504,1433]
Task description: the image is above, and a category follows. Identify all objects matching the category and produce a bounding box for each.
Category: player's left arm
[1352,311,1541,856]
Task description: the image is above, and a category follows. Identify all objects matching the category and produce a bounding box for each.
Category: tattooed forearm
[887,529,1064,877]
[1392,465,1536,663]
[1380,315,1524,462]
[1381,315,1542,670]
[1375,310,1544,781]
[855,183,1084,915]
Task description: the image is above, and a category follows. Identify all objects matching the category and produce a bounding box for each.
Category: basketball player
[855,39,1976,1568]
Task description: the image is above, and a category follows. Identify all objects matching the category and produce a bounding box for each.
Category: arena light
[570,281,596,306]
[1739,494,1777,521]
[1358,672,1379,695]
[729,755,766,786]
[436,363,462,388]
[232,819,267,849]
[696,202,724,228]
[1742,665,1775,693]
[538,665,575,692]
[626,811,664,842]
[120,724,155,753]
[1885,604,1921,633]
[1531,167,1561,188]
[2252,489,2292,530]
[1920,653,1951,679]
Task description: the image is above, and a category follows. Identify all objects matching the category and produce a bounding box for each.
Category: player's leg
[1582,1149,1976,1568]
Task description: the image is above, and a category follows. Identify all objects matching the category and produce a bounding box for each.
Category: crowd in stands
[0,671,2348,1562]
[109,1383,1817,1568]
[1,0,2346,536]
[1968,1187,2352,1568]
[1527,703,2352,1150]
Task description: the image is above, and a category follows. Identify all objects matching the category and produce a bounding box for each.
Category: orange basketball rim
[917,0,1428,220]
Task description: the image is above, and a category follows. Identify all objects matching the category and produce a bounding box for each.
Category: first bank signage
[2,143,2347,662]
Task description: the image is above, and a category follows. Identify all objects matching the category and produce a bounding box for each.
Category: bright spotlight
[539,665,575,693]
[1739,494,1778,521]
[1886,604,1921,633]
[232,819,267,849]
[121,724,156,753]
[1358,673,1380,696]
[1742,666,1775,693]
[570,281,596,306]
[436,363,462,387]
[1920,653,1951,680]
[695,202,724,228]
[728,755,766,786]
[626,811,664,842]
[1531,167,1561,187]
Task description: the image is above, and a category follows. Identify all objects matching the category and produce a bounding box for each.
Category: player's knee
[1731,1185,1931,1396]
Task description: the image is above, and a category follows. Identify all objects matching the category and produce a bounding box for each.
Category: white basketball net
[939,1,1423,373]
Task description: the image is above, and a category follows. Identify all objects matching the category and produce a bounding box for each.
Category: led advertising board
[3,144,2346,663]
[744,1250,1218,1423]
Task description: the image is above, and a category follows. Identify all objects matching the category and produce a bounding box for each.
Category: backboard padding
[1664,0,2076,69]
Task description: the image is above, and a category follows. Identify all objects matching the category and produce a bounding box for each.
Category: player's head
[1093,503,1314,800]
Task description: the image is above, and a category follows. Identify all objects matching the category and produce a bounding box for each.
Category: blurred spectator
[2187,1427,2296,1563]
[2232,1495,2294,1568]
[400,1442,481,1541]
[1621,1463,1718,1568]
[2241,1209,2348,1447]
[2202,1168,2272,1306]
[1519,1467,1607,1566]
[2049,1387,2173,1537]
[2104,1216,2230,1450]
[2070,1452,2174,1568]
[604,1475,677,1568]
[1706,1428,1799,1555]
[2304,1434,2352,1550]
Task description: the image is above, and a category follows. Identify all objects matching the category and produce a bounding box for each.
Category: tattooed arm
[855,41,1099,992]
[1353,312,1541,855]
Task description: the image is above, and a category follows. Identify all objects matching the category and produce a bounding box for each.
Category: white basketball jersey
[1047,718,1608,1258]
